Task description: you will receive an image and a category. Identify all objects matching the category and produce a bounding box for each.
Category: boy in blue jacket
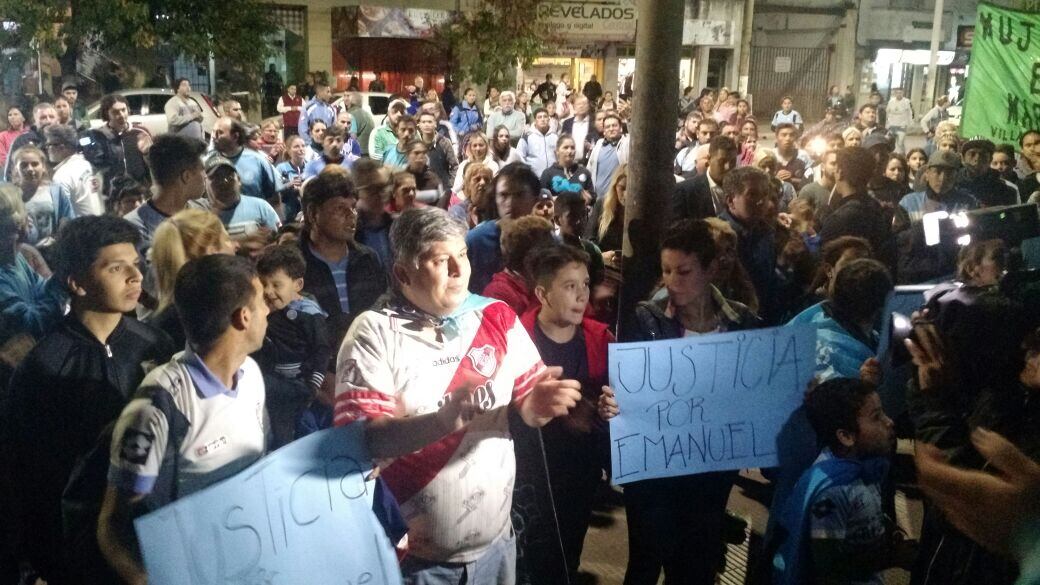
[773,377,913,585]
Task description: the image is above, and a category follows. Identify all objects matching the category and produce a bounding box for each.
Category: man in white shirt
[886,87,914,154]
[562,95,595,162]
[44,124,103,216]
[98,254,270,585]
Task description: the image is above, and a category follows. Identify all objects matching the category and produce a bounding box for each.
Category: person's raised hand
[916,428,1040,556]
[520,366,583,427]
[904,311,946,392]
[436,386,483,434]
[776,169,793,182]
[860,357,882,387]
[598,386,620,421]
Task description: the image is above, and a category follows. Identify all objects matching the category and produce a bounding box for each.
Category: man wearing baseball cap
[898,150,978,225]
[955,136,1019,207]
[188,155,281,236]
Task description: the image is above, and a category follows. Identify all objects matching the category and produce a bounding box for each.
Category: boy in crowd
[303,123,356,179]
[773,377,912,585]
[8,215,174,585]
[98,255,269,584]
[519,243,619,579]
[555,192,605,286]
[253,244,332,448]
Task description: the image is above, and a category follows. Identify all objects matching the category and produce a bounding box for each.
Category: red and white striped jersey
[334,294,545,563]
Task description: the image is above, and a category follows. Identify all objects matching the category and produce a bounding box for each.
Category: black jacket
[955,168,1019,208]
[819,192,897,273]
[673,173,721,222]
[625,286,761,343]
[6,316,174,584]
[541,163,594,198]
[299,233,388,346]
[80,124,149,197]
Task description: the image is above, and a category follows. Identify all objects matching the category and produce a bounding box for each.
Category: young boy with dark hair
[554,192,605,287]
[518,243,619,580]
[8,215,175,585]
[773,377,909,585]
[253,243,332,447]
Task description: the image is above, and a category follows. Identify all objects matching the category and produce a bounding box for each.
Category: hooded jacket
[7,315,174,583]
[518,127,559,177]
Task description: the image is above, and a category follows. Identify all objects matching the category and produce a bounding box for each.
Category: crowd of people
[2,69,1040,585]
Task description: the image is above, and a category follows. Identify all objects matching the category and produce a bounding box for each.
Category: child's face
[846,392,895,458]
[538,262,590,327]
[557,204,587,237]
[261,269,303,311]
[76,243,143,314]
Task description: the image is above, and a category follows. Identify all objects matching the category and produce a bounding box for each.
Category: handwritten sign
[135,424,402,585]
[608,325,815,484]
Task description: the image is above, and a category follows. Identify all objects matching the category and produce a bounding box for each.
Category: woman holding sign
[621,218,760,585]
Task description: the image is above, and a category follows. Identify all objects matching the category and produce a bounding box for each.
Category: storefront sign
[355,6,450,39]
[961,3,1040,145]
[537,0,638,42]
[683,20,734,46]
[957,25,974,48]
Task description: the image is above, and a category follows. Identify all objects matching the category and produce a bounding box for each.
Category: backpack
[60,386,189,583]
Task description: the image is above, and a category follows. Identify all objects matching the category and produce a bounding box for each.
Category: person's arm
[445,139,460,185]
[364,389,478,459]
[276,96,290,115]
[97,486,147,585]
[517,134,530,163]
[298,105,311,138]
[0,260,66,339]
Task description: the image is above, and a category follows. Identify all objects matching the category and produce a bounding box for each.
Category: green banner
[961,2,1040,146]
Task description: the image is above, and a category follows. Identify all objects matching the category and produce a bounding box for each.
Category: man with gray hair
[44,124,103,216]
[334,206,584,583]
[485,90,528,144]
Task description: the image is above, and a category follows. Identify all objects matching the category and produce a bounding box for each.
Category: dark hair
[1020,130,1040,148]
[859,103,877,114]
[708,135,739,160]
[99,94,129,122]
[175,254,258,350]
[804,377,877,450]
[602,113,622,127]
[721,166,770,202]
[395,114,416,128]
[527,242,590,289]
[323,123,345,139]
[830,258,892,323]
[43,124,79,151]
[257,243,307,280]
[821,236,872,267]
[302,167,357,222]
[660,219,718,269]
[172,77,189,91]
[147,134,206,187]
[501,215,556,272]
[774,122,799,136]
[52,215,141,284]
[957,239,1007,282]
[836,147,876,188]
[994,143,1017,159]
[495,162,541,201]
[112,177,149,202]
[697,118,719,132]
[553,192,586,218]
[532,107,548,117]
[7,105,23,116]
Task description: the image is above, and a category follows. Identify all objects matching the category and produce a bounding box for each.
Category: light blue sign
[135,424,403,585]
[608,325,815,484]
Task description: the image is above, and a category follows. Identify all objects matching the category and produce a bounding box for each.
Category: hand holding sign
[607,325,815,484]
[519,366,583,427]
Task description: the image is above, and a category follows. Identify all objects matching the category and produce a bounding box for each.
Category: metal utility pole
[923,0,945,114]
[617,0,685,339]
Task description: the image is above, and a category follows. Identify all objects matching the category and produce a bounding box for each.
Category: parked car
[85,88,220,137]
[329,91,392,128]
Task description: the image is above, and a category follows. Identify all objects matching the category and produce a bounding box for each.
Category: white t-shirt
[334,294,545,563]
[52,153,102,216]
[108,351,266,498]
